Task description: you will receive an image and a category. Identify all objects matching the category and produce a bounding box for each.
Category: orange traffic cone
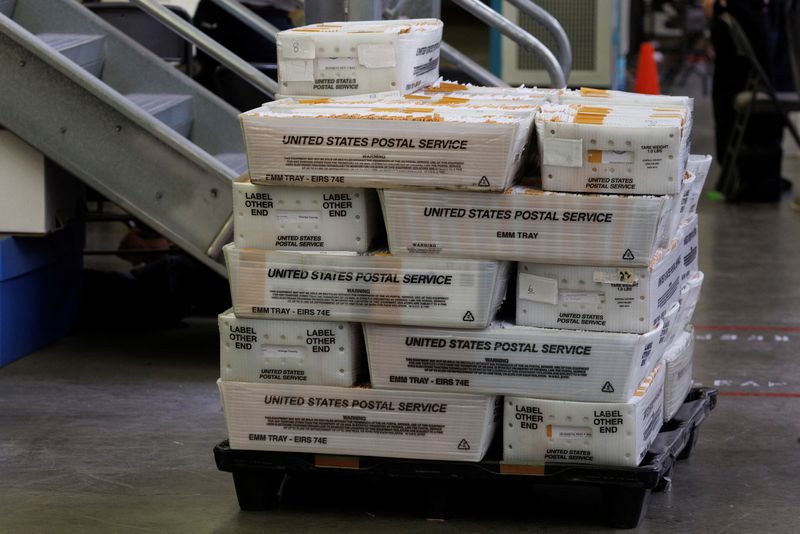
[634,41,661,95]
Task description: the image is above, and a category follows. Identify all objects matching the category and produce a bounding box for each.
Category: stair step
[0,0,16,17]
[126,93,194,137]
[215,152,248,175]
[37,33,105,77]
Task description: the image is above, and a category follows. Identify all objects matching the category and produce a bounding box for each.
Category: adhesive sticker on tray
[275,211,322,224]
[542,138,583,168]
[357,43,396,68]
[518,273,558,305]
[281,39,315,59]
[560,292,603,305]
[262,346,304,359]
[281,59,315,82]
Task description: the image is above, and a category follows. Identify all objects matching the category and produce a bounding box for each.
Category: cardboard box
[240,100,532,191]
[536,103,690,195]
[503,362,665,467]
[364,320,663,402]
[219,380,498,461]
[664,328,694,422]
[0,130,83,235]
[380,185,672,266]
[685,154,712,216]
[224,244,510,328]
[516,241,683,334]
[276,19,443,97]
[218,309,364,386]
[233,178,382,252]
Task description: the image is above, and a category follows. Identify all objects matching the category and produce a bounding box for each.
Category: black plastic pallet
[214,387,717,529]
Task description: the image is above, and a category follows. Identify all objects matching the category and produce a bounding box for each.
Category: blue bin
[0,223,84,367]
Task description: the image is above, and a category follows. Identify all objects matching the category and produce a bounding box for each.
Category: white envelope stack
[221,20,502,462]
[221,17,706,468]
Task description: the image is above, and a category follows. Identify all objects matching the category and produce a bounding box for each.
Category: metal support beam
[304,0,382,24]
[383,0,441,19]
[440,41,509,87]
[347,0,384,21]
[505,0,571,81]
[208,0,280,43]
[450,0,565,87]
[131,0,278,97]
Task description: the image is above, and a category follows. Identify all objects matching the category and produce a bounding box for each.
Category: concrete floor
[3,86,800,533]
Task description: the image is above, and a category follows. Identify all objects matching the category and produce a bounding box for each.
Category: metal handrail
[383,0,412,20]
[440,41,509,87]
[188,0,556,89]
[506,0,572,80]
[450,0,565,88]
[207,0,279,44]
[380,2,508,87]
[131,0,278,97]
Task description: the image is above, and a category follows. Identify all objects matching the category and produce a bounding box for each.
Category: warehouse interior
[1,1,799,532]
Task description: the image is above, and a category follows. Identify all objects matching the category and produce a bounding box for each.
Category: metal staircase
[0,0,568,278]
[0,0,258,276]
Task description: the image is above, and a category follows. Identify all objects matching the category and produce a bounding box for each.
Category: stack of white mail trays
[220,19,501,463]
[221,18,707,469]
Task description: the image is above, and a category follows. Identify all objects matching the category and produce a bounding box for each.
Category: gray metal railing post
[304,0,346,24]
[207,214,234,259]
[505,0,572,80]
[440,42,509,87]
[305,0,382,24]
[208,0,280,43]
[131,0,279,97]
[449,0,565,87]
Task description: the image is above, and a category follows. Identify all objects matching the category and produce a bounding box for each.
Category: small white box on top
[277,19,442,97]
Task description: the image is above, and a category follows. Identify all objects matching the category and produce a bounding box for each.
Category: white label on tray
[281,39,316,59]
[262,346,303,359]
[560,292,603,305]
[543,138,583,167]
[549,425,593,440]
[593,269,639,285]
[357,43,396,68]
[275,210,322,224]
[281,59,315,82]
[599,150,634,164]
[518,273,558,305]
[316,57,358,71]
